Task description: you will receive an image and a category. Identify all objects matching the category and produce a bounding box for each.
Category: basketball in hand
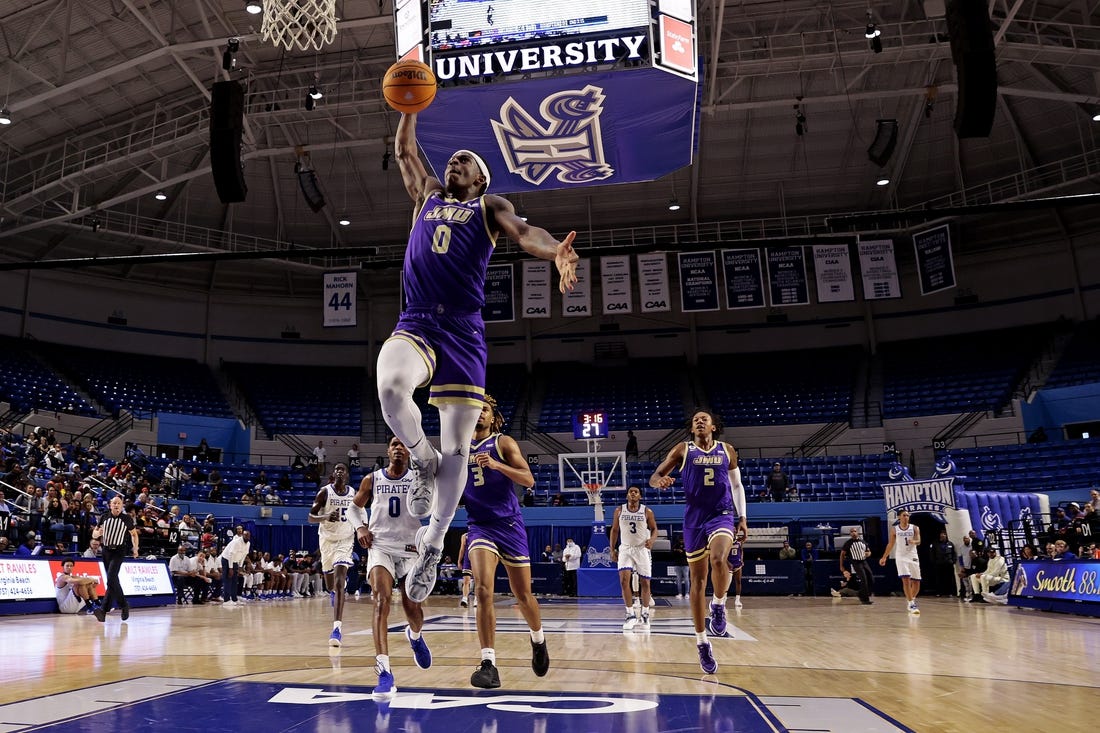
[382,59,437,114]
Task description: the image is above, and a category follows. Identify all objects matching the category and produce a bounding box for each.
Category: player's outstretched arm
[486,196,578,292]
[395,113,442,204]
[649,442,685,489]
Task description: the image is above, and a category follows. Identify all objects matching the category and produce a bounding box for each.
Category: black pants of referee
[850,560,874,604]
[101,546,131,613]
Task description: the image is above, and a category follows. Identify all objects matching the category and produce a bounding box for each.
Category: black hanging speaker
[867,119,899,167]
[210,80,248,203]
[946,0,997,138]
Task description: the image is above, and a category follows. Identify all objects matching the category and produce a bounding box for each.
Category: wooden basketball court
[1,592,1097,732]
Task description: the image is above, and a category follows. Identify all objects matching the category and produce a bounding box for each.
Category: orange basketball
[382,59,437,114]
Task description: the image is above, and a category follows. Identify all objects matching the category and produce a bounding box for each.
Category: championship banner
[913,224,956,295]
[677,251,720,312]
[812,244,855,303]
[600,256,632,314]
[858,239,902,300]
[766,246,810,306]
[416,67,699,194]
[721,248,766,310]
[637,253,671,312]
[521,260,552,319]
[561,258,592,317]
[882,477,957,523]
[322,271,357,327]
[481,263,515,323]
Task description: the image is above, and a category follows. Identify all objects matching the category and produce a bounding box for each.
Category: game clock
[573,410,608,440]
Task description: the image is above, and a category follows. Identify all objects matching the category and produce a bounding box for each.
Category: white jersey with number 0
[368,467,422,553]
[317,482,356,541]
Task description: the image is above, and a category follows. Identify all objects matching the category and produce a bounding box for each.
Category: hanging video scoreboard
[396,0,697,82]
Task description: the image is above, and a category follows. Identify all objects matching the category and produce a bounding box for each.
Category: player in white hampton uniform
[348,437,433,701]
[308,463,357,646]
[879,509,922,615]
[608,486,657,630]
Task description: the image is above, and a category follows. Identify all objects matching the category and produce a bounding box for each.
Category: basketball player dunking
[880,509,922,615]
[378,111,579,604]
[650,410,748,675]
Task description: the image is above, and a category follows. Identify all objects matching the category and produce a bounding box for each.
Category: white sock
[407,625,421,641]
[625,605,635,615]
[376,654,390,672]
[333,620,342,630]
[481,647,496,664]
[712,595,726,606]
[530,628,544,643]
[696,631,708,643]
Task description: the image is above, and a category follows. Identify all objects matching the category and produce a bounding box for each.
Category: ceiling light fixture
[222,38,239,71]
[154,190,167,201]
[876,176,890,186]
[668,198,681,211]
[338,215,351,226]
[1093,112,1100,122]
[865,12,881,39]
[304,93,316,111]
[0,108,10,125]
[308,85,323,100]
[246,1,263,14]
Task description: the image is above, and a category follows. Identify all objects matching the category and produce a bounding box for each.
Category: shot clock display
[573,410,608,440]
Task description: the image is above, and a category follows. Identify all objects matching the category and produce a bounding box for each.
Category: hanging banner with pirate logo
[415,67,699,193]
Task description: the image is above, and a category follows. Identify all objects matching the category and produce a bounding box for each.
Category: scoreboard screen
[573,410,608,440]
[428,0,651,52]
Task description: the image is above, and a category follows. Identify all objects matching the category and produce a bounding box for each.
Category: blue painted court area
[21,679,784,733]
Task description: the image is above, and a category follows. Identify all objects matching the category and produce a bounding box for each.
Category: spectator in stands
[541,544,554,562]
[207,480,224,503]
[962,543,988,601]
[253,470,268,492]
[16,531,41,556]
[1089,488,1100,514]
[552,543,563,563]
[169,544,201,604]
[163,462,185,494]
[0,537,11,553]
[625,430,639,461]
[347,443,360,465]
[313,441,327,475]
[84,537,102,558]
[1051,539,1076,561]
[240,488,256,506]
[930,530,958,597]
[522,487,535,507]
[778,540,797,560]
[178,514,201,544]
[189,466,207,485]
[277,473,293,496]
[766,463,790,502]
[264,485,283,505]
[196,438,211,462]
[800,540,818,595]
[969,547,1009,603]
[957,535,975,599]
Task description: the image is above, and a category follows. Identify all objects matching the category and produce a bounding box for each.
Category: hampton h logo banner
[415,66,699,194]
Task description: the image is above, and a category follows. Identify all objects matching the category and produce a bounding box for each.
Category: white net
[261,0,339,52]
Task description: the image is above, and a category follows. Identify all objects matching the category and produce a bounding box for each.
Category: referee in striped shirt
[91,496,140,622]
[839,526,875,605]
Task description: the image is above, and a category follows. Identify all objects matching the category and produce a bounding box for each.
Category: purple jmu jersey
[464,433,522,526]
[403,192,496,311]
[680,441,737,529]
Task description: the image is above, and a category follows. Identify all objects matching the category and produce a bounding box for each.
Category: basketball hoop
[261,0,338,52]
[584,483,601,505]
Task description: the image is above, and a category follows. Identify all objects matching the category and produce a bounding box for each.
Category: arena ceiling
[1,0,1099,296]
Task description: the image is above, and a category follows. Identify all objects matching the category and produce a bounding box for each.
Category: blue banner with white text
[481,263,515,322]
[913,224,956,295]
[416,67,699,193]
[677,251,720,312]
[722,248,766,309]
[766,246,809,306]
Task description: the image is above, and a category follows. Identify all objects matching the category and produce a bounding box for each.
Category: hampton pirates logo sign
[491,85,613,186]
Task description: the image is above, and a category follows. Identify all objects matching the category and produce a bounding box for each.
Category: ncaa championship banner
[322,271,357,327]
[521,260,552,319]
[722,248,765,309]
[913,224,957,295]
[858,239,902,300]
[600,256,632,314]
[416,67,699,193]
[481,263,515,323]
[766,246,809,306]
[637,253,671,313]
[812,244,855,303]
[561,258,592,317]
[677,251,720,312]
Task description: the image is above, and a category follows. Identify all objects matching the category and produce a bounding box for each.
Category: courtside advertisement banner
[481,263,515,323]
[0,558,170,601]
[416,67,699,194]
[812,244,855,303]
[858,239,902,300]
[118,560,174,596]
[521,260,552,319]
[677,251,720,312]
[721,248,766,309]
[561,258,592,317]
[637,253,671,313]
[1009,560,1100,605]
[322,271,357,327]
[766,246,810,306]
[913,224,956,295]
[600,255,632,314]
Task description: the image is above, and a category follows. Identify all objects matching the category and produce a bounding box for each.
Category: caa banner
[721,249,766,310]
[521,261,552,319]
[766,246,809,306]
[858,239,902,300]
[600,256,632,314]
[913,224,956,295]
[416,67,699,193]
[322,271,357,327]
[481,264,515,323]
[637,253,671,313]
[562,258,592,317]
[812,244,855,303]
[677,251,720,312]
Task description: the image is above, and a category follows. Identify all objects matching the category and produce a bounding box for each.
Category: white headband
[453,149,491,191]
